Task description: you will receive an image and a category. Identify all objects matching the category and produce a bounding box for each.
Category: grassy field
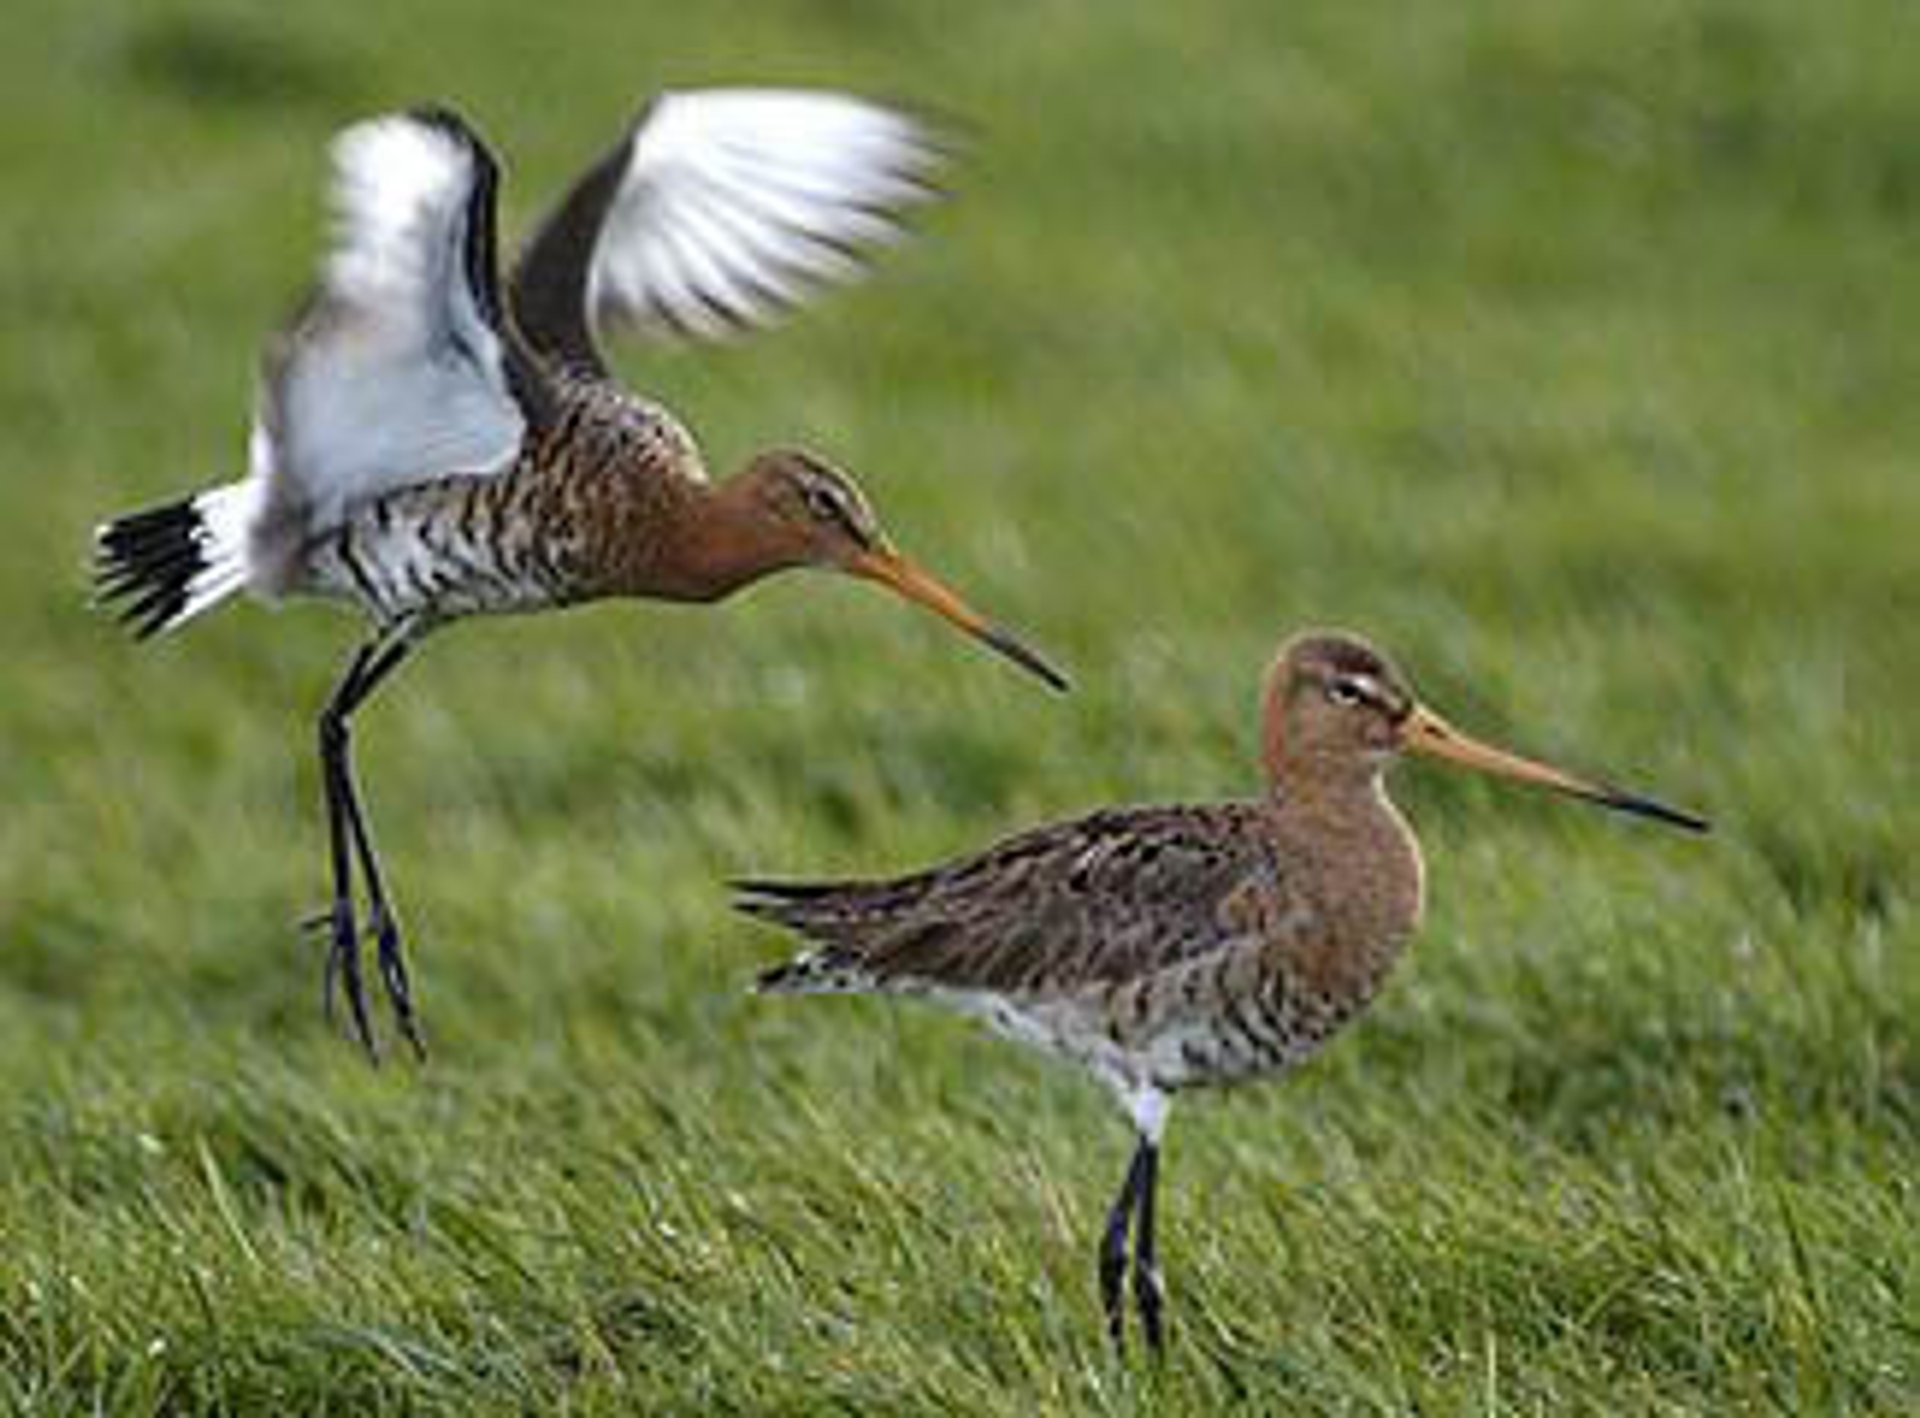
[4,0,1917,1410]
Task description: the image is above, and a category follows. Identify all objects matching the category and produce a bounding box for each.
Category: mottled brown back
[741,802,1291,995]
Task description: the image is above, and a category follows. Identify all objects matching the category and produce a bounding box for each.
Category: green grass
[4,0,1917,1410]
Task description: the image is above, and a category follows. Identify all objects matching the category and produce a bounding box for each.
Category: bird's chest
[1126,809,1423,1091]
[1271,798,1425,1002]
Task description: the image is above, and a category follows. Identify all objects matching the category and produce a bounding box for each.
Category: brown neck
[1256,667,1423,994]
[1259,669,1382,803]
[619,475,801,604]
[1268,776,1423,998]
[1260,675,1292,791]
[1266,751,1388,808]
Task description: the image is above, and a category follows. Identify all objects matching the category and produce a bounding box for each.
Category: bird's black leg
[317,627,418,1059]
[319,640,380,1055]
[1099,1136,1154,1350]
[334,635,421,1057]
[1131,1140,1165,1355]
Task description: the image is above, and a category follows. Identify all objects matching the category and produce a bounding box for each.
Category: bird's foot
[365,900,425,1061]
[311,898,378,1061]
[1134,1259,1166,1356]
[1099,1235,1129,1348]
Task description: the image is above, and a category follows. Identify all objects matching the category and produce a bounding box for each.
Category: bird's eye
[1326,678,1365,708]
[804,485,845,523]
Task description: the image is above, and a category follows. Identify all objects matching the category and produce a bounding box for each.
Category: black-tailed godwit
[95,91,1067,1058]
[742,630,1704,1352]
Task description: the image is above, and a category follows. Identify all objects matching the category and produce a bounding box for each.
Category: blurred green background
[2,0,1915,1411]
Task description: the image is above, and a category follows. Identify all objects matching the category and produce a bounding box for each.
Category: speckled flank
[748,788,1421,1105]
[303,374,711,629]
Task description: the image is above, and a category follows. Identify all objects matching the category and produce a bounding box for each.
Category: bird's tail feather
[731,877,858,903]
[93,480,261,639]
[736,878,878,993]
[754,946,871,995]
[732,876,870,927]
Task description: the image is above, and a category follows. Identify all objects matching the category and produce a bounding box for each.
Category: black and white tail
[736,877,880,994]
[753,946,874,995]
[93,480,260,639]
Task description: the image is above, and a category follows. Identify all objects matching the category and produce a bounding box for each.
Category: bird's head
[1262,629,1707,832]
[738,447,886,566]
[735,448,1069,692]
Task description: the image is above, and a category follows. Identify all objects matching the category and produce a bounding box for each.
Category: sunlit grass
[2,0,1915,1410]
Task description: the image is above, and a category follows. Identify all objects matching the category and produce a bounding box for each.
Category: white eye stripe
[1326,673,1383,708]
[803,482,878,547]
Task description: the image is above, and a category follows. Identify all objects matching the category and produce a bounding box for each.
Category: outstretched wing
[741,804,1287,996]
[254,108,540,549]
[510,88,945,372]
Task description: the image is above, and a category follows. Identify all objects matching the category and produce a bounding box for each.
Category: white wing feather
[588,89,944,341]
[253,113,525,552]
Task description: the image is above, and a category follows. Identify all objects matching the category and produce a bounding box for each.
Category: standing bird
[94,91,1067,1059]
[742,630,1706,1352]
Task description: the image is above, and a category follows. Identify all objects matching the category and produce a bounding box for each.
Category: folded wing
[741,805,1282,996]
[510,88,946,373]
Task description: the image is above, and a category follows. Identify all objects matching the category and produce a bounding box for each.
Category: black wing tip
[734,882,853,992]
[404,103,485,146]
[731,877,849,920]
[730,878,874,940]
[730,876,839,900]
[854,90,977,159]
[397,104,504,197]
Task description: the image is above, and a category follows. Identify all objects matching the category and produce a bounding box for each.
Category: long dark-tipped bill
[848,548,1070,693]
[1404,705,1708,833]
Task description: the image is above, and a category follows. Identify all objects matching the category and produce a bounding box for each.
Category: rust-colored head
[732,449,1069,692]
[1261,630,1707,831]
[1262,633,1415,786]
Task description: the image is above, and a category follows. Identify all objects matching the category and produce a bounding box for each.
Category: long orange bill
[847,548,1070,693]
[1404,704,1708,833]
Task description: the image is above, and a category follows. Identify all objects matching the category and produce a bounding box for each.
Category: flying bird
[742,630,1705,1353]
[95,90,1067,1059]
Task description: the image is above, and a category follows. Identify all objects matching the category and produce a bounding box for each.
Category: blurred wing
[257,108,533,538]
[510,88,945,371]
[741,805,1283,995]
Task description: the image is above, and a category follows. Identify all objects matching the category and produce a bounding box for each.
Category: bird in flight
[95,90,1068,1059]
[743,630,1705,1352]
